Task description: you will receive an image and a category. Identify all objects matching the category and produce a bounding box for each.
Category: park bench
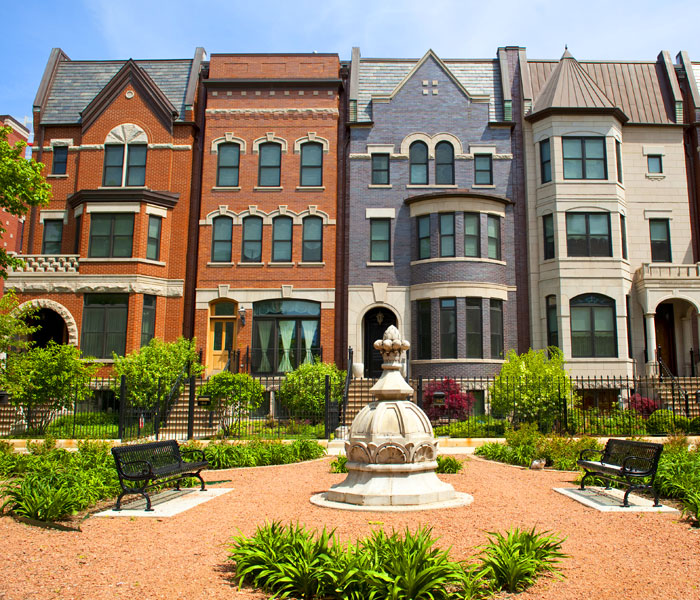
[577,439,663,507]
[111,440,208,511]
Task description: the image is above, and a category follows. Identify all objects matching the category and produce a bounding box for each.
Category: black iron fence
[1,372,698,441]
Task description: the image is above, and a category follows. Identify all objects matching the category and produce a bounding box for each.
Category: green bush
[330,455,347,473]
[277,360,345,422]
[436,455,464,474]
[646,409,690,434]
[198,372,266,437]
[570,409,647,436]
[181,439,326,470]
[433,417,509,438]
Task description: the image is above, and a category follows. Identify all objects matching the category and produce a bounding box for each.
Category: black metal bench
[111,440,208,511]
[577,439,663,507]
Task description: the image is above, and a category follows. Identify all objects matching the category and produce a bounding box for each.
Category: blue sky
[3,0,700,131]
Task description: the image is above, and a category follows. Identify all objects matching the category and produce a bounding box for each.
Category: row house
[7,48,205,368]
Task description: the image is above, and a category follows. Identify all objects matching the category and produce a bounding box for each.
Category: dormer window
[103,144,147,187]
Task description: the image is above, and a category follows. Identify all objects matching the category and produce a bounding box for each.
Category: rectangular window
[464,213,480,257]
[88,213,134,258]
[81,294,128,358]
[146,215,162,261]
[416,299,432,359]
[440,298,457,359]
[615,140,623,184]
[302,217,323,262]
[258,143,281,187]
[620,214,628,260]
[371,153,390,185]
[647,155,663,174]
[571,298,616,358]
[217,143,240,187]
[487,215,501,260]
[370,219,391,262]
[103,145,124,186]
[141,295,156,347]
[566,213,611,257]
[490,299,504,359]
[42,219,63,254]
[546,295,558,348]
[272,217,293,262]
[126,145,147,186]
[540,139,551,183]
[465,298,482,358]
[417,215,431,260]
[300,143,323,186]
[53,146,68,175]
[562,137,607,180]
[439,213,455,257]
[73,215,81,254]
[474,154,493,185]
[650,219,671,262]
[242,217,263,262]
[543,214,554,260]
[626,295,633,359]
[211,217,232,262]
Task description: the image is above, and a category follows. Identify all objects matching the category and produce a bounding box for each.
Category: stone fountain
[311,325,472,511]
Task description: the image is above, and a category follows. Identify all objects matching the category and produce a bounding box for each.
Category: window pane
[301,167,322,187]
[260,144,281,166]
[563,159,582,179]
[584,158,605,179]
[259,167,280,187]
[42,220,63,254]
[243,217,262,240]
[273,241,292,262]
[563,139,582,158]
[417,215,431,260]
[440,213,454,257]
[213,217,233,241]
[435,142,454,185]
[213,301,236,316]
[371,154,389,185]
[242,241,262,262]
[648,155,662,173]
[218,168,239,187]
[465,298,482,358]
[274,217,292,240]
[410,142,428,184]
[436,164,454,184]
[371,219,390,240]
[104,145,124,166]
[543,214,554,260]
[219,144,240,167]
[114,214,134,236]
[464,213,479,257]
[585,139,604,158]
[302,217,323,262]
[212,241,232,262]
[126,145,146,186]
[301,143,322,166]
[487,216,501,260]
[410,164,428,185]
[128,145,147,166]
[440,299,456,359]
[303,241,322,262]
[53,147,67,175]
[416,300,432,359]
[490,299,503,359]
[147,216,161,261]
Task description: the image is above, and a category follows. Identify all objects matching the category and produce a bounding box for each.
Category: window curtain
[257,321,273,373]
[301,320,318,364]
[278,320,295,372]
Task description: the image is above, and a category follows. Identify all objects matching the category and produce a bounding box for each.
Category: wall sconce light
[238,306,246,327]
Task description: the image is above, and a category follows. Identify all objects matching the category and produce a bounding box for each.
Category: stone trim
[251,133,288,154]
[206,108,339,117]
[105,123,148,145]
[195,287,335,311]
[50,138,73,147]
[39,210,67,224]
[399,132,464,158]
[210,133,247,154]
[365,208,396,219]
[408,197,506,217]
[80,258,166,266]
[293,133,330,153]
[15,299,79,346]
[409,282,513,301]
[7,275,184,297]
[145,204,168,218]
[200,205,335,226]
[85,202,141,214]
[643,209,673,220]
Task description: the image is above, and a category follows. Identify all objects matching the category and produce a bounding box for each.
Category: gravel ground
[0,456,698,600]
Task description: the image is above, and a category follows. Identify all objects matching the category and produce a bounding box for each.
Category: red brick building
[7,48,205,367]
[193,54,345,374]
[1,115,30,294]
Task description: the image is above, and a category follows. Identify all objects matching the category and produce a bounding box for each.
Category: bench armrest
[180,448,206,462]
[119,459,154,478]
[621,455,654,475]
[579,448,604,461]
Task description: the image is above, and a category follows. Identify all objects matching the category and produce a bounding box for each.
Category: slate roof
[528,57,674,124]
[41,59,193,125]
[356,58,503,122]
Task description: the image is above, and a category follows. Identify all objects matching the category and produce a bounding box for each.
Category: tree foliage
[0,290,38,355]
[198,371,266,437]
[0,125,51,277]
[488,348,577,426]
[277,360,345,421]
[112,337,203,408]
[422,378,475,422]
[0,342,98,433]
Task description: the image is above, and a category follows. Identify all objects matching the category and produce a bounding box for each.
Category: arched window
[211,216,232,262]
[409,141,429,185]
[272,216,293,262]
[300,142,323,186]
[258,142,281,187]
[570,294,616,358]
[217,143,240,187]
[242,216,263,262]
[102,124,148,187]
[302,216,323,262]
[435,141,454,185]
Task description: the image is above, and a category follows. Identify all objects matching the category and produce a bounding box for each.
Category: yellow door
[208,301,238,372]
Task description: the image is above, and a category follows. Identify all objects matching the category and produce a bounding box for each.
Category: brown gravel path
[0,456,698,600]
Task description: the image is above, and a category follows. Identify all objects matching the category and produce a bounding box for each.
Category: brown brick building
[193,54,345,374]
[7,48,205,368]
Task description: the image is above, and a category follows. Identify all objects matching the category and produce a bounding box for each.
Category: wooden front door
[208,300,238,372]
[363,307,397,378]
[655,303,677,375]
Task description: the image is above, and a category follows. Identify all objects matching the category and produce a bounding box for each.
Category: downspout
[26,124,44,254]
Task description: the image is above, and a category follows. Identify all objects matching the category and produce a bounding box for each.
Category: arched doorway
[363,306,397,378]
[655,299,698,376]
[29,308,68,347]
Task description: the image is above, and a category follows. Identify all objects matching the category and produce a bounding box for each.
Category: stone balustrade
[10,254,80,274]
[635,262,700,281]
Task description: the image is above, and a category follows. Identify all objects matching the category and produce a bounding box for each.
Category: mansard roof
[527,52,677,124]
[39,56,195,125]
[355,52,504,122]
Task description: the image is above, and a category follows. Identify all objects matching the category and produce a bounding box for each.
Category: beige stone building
[521,50,699,378]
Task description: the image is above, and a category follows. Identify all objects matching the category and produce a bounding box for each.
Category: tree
[488,348,578,428]
[422,378,475,422]
[0,290,38,355]
[198,371,266,436]
[0,125,51,277]
[0,342,98,433]
[112,337,203,409]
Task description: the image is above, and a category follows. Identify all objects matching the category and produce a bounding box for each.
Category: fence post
[154,377,162,440]
[72,384,79,439]
[187,371,196,440]
[324,374,331,440]
[417,376,423,409]
[118,375,126,440]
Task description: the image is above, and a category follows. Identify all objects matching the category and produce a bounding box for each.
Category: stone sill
[366,262,394,267]
[81,258,166,266]
[253,186,283,192]
[368,184,392,189]
[297,262,325,267]
[410,257,506,266]
[47,174,69,179]
[237,262,264,267]
[268,262,295,267]
[211,186,241,192]
[206,262,234,267]
[296,186,325,191]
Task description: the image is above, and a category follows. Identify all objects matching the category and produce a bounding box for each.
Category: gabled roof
[81,59,178,132]
[40,57,194,125]
[529,49,627,123]
[528,54,676,125]
[356,53,503,122]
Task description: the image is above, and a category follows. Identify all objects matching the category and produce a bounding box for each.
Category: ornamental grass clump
[180,439,325,470]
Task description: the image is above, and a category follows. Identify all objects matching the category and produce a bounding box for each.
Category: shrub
[489,348,577,428]
[647,409,689,434]
[422,378,474,422]
[628,393,660,418]
[330,455,347,473]
[433,417,509,438]
[570,408,647,436]
[277,361,345,422]
[185,439,326,470]
[1,479,82,521]
[198,372,266,437]
[113,337,203,409]
[436,455,464,474]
